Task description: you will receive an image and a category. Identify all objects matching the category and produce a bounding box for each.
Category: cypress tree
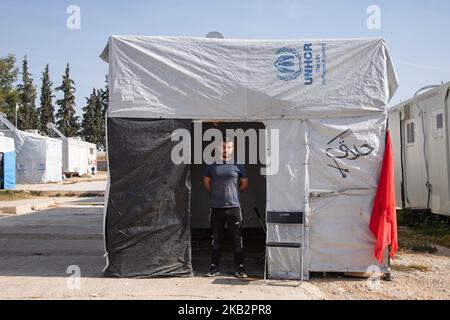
[17,55,39,130]
[99,76,109,118]
[0,54,18,89]
[55,63,79,137]
[97,76,109,149]
[39,64,55,135]
[0,54,20,124]
[82,88,103,147]
[81,88,96,143]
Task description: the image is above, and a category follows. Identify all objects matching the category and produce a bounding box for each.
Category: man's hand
[203,176,211,192]
[239,178,249,192]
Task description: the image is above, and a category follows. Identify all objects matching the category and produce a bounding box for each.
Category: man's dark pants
[209,207,244,267]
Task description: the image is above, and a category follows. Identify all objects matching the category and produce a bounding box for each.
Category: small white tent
[13,130,63,183]
[100,36,398,279]
[0,117,62,184]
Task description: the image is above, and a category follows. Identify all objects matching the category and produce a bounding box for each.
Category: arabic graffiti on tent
[325,129,375,178]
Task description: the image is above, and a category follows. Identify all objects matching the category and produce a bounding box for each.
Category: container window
[406,121,415,145]
[436,113,444,130]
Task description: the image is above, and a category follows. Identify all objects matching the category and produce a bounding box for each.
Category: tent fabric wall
[306,114,388,272]
[264,120,308,279]
[12,130,62,184]
[104,118,192,278]
[308,190,388,272]
[102,36,398,120]
[307,114,387,192]
[263,115,388,275]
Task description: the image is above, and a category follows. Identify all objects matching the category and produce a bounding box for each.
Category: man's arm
[239,178,249,192]
[203,176,211,192]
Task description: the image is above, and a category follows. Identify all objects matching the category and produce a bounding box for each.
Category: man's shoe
[235,264,248,278]
[206,264,220,277]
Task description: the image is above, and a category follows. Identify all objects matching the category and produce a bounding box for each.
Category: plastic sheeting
[308,190,388,272]
[307,114,388,272]
[101,36,398,120]
[307,114,387,192]
[265,120,308,213]
[11,130,62,184]
[264,115,388,275]
[264,120,308,279]
[0,135,14,152]
[104,118,192,278]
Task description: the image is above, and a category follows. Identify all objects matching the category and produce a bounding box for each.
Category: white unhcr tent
[0,117,62,184]
[13,130,62,184]
[100,36,398,279]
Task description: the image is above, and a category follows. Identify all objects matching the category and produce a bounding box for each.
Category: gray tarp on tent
[105,118,192,277]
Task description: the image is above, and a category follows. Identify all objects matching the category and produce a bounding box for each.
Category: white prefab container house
[47,123,97,177]
[64,138,97,176]
[388,82,450,216]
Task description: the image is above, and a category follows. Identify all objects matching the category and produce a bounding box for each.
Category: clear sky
[1,0,449,115]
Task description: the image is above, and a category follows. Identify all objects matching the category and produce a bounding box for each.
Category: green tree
[0,54,20,123]
[0,89,19,124]
[97,76,109,149]
[17,55,39,130]
[39,64,55,135]
[0,54,18,89]
[99,76,109,118]
[55,63,79,137]
[81,88,103,147]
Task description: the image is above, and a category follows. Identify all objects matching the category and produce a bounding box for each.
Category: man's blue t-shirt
[204,163,246,209]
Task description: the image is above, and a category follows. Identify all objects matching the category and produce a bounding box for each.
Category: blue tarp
[1,151,16,190]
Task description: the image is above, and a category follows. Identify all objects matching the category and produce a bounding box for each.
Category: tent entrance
[190,122,267,276]
[105,118,266,278]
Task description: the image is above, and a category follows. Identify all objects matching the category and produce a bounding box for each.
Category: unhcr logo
[274,44,314,85]
[274,47,301,81]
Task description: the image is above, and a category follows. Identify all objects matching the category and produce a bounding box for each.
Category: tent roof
[101,36,398,120]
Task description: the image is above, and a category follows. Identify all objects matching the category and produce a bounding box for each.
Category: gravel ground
[311,245,450,300]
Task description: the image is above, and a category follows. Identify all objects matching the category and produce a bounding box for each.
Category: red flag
[370,130,398,264]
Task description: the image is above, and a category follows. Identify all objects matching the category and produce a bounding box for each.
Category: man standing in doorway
[203,136,249,278]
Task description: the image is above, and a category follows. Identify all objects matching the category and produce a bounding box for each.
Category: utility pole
[15,103,18,128]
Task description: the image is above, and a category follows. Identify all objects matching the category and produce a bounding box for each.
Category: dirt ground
[311,245,450,300]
